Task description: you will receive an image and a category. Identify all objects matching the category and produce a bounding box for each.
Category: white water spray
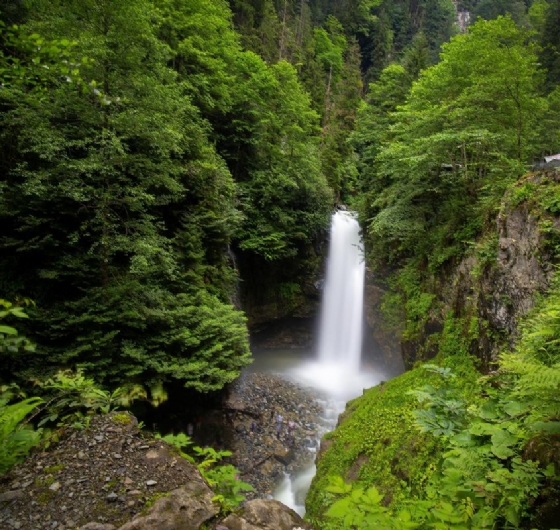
[288,211,371,399]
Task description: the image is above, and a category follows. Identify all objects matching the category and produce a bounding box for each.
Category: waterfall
[317,211,365,371]
[271,210,383,516]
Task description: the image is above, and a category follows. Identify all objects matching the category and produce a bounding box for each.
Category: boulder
[221,499,307,530]
[117,484,218,530]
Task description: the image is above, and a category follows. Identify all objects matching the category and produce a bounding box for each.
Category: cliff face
[364,171,560,369]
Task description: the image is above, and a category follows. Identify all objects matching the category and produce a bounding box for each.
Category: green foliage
[0,20,94,92]
[197,450,254,512]
[0,391,43,475]
[156,431,194,461]
[36,370,141,429]
[0,299,35,355]
[359,16,545,270]
[307,356,480,522]
[160,432,253,512]
[0,0,253,392]
[409,365,466,437]
[408,368,546,529]
[314,18,346,81]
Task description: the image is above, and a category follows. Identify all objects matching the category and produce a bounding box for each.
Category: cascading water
[273,210,384,514]
[317,211,365,371]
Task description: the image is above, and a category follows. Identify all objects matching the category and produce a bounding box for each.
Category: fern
[0,396,43,474]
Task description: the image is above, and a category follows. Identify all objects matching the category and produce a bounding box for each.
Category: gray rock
[0,490,25,502]
[221,499,306,530]
[78,522,115,530]
[117,483,217,530]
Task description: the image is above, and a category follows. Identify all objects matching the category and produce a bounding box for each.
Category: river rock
[221,499,310,530]
[224,372,324,499]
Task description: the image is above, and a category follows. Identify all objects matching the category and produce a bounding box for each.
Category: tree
[361,16,545,267]
[539,0,560,91]
[0,0,251,392]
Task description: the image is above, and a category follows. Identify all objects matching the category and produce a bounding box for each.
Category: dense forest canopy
[0,0,557,392]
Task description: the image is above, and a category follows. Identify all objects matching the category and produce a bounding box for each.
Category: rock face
[363,268,403,363]
[222,499,309,530]
[0,409,309,530]
[117,484,217,530]
[397,172,560,368]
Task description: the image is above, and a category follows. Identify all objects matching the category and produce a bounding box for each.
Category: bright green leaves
[313,16,346,81]
[162,436,253,512]
[407,362,548,529]
[0,393,43,475]
[358,16,546,270]
[324,476,420,530]
[0,0,252,393]
[324,476,391,528]
[490,428,518,459]
[227,55,331,261]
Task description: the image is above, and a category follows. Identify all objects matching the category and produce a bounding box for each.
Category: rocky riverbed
[223,372,324,500]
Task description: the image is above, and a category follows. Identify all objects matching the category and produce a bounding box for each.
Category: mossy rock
[305,354,481,523]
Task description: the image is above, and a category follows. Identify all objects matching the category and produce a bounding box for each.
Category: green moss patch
[306,353,481,522]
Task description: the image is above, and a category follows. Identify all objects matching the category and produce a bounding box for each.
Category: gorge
[2,1,560,529]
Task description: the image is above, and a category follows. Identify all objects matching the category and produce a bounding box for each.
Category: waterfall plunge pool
[246,344,400,515]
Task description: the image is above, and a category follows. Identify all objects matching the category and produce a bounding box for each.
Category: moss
[36,490,55,505]
[142,492,169,512]
[111,412,132,425]
[305,353,481,523]
[35,475,55,487]
[44,464,65,474]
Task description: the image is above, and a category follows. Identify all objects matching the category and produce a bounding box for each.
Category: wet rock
[224,372,324,499]
[273,448,295,466]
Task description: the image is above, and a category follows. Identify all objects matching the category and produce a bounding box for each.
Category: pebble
[49,482,61,492]
[145,480,157,487]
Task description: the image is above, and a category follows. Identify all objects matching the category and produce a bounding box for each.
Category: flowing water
[249,211,402,515]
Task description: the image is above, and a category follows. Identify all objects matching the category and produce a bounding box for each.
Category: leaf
[505,505,520,526]
[469,421,498,436]
[479,399,499,420]
[490,429,518,459]
[326,476,352,494]
[0,325,18,335]
[451,431,475,447]
[325,497,351,518]
[502,401,528,417]
[531,421,560,434]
